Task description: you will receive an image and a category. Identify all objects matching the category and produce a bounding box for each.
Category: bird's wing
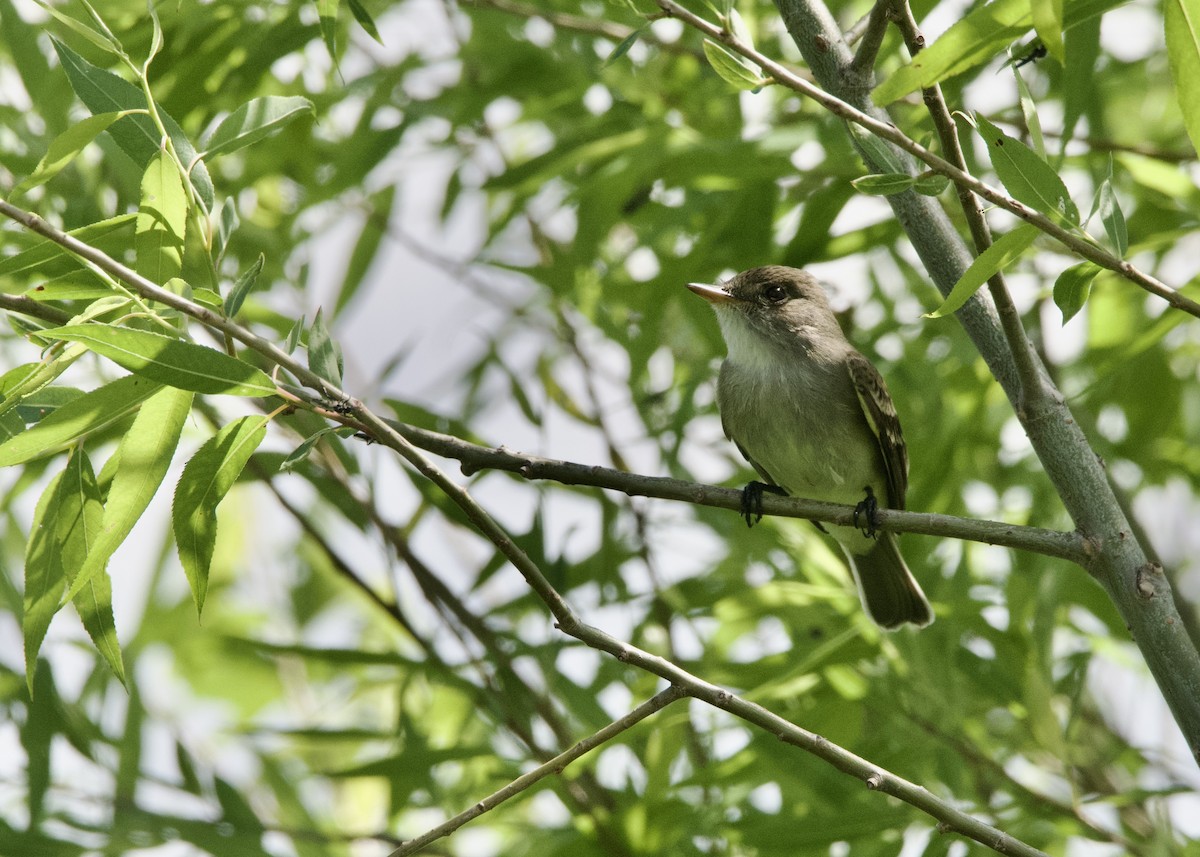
[846,350,908,510]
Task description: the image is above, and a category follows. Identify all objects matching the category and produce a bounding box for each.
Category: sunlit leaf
[41,325,276,397]
[173,416,268,615]
[927,223,1038,318]
[201,96,315,160]
[1054,261,1103,323]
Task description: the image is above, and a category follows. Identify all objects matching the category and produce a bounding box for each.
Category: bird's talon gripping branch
[853,485,880,538]
[740,481,786,527]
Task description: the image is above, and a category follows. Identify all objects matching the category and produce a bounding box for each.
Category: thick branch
[388,686,687,857]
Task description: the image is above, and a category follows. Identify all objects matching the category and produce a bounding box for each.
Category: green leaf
[215,198,240,266]
[0,214,136,280]
[51,38,215,210]
[913,172,951,196]
[12,110,143,196]
[307,309,343,385]
[201,96,315,160]
[1096,168,1128,258]
[144,0,163,69]
[1054,262,1102,323]
[318,0,339,60]
[30,0,116,53]
[280,426,357,471]
[1031,0,1065,63]
[927,223,1039,318]
[15,387,85,424]
[334,186,394,318]
[1012,65,1046,158]
[41,325,277,397]
[702,40,762,90]
[23,466,69,694]
[346,0,382,43]
[970,113,1079,224]
[59,386,192,608]
[59,450,125,685]
[172,416,268,615]
[135,150,188,283]
[224,253,264,317]
[0,374,161,466]
[872,0,1126,104]
[285,315,305,354]
[1166,0,1200,159]
[849,173,915,196]
[604,27,644,66]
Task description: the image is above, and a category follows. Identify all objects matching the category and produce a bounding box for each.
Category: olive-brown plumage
[687,266,932,629]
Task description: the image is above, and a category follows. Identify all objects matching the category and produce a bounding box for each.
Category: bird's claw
[740,482,785,528]
[853,486,880,538]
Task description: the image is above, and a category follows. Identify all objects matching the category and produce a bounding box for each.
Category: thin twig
[847,0,890,83]
[654,0,1200,319]
[387,686,687,857]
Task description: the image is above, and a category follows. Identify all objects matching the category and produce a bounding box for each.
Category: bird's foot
[740,482,786,528]
[853,486,880,538]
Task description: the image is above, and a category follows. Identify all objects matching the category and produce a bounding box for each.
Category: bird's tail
[843,533,933,629]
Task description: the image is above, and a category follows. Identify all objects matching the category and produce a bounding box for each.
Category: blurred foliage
[0,0,1199,855]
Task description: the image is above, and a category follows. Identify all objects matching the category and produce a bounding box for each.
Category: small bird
[687,266,932,629]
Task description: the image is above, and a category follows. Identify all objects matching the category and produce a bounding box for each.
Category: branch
[654,0,1200,320]
[329,412,1085,563]
[387,686,687,857]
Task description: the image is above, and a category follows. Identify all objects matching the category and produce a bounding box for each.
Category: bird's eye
[764,285,788,304]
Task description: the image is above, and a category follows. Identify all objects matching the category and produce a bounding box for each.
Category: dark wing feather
[846,351,908,509]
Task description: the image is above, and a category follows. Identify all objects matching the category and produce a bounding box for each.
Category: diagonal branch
[387,686,687,857]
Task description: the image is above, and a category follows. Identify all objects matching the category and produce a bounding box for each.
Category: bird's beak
[686,282,736,304]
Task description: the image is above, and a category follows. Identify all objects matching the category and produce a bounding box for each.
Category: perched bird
[687,266,932,629]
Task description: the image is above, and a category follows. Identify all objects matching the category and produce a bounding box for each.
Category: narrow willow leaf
[41,325,276,397]
[346,0,382,43]
[1096,172,1128,257]
[913,172,951,196]
[0,362,68,420]
[30,0,115,53]
[52,38,215,210]
[1166,0,1200,159]
[850,173,915,196]
[24,467,68,694]
[1031,0,1065,62]
[173,416,268,615]
[604,27,643,66]
[0,214,136,279]
[971,113,1079,224]
[57,450,125,686]
[1012,65,1046,158]
[318,0,339,60]
[927,223,1039,318]
[0,374,161,466]
[224,253,264,317]
[215,198,240,265]
[280,426,354,471]
[307,309,343,385]
[703,39,762,90]
[60,386,193,607]
[15,387,85,424]
[144,0,163,68]
[285,315,305,354]
[135,150,188,283]
[12,110,142,196]
[1054,262,1103,323]
[202,96,315,160]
